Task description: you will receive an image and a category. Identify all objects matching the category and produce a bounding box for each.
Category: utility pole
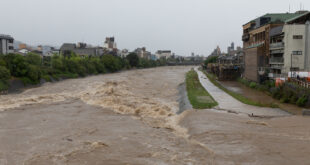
[291,53,293,78]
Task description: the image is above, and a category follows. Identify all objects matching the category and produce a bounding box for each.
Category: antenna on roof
[303,3,305,10]
[289,4,291,13]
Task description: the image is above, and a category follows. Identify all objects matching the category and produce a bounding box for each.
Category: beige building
[134,47,151,59]
[269,12,310,76]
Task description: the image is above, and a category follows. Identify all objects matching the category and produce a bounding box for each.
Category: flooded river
[0,66,310,165]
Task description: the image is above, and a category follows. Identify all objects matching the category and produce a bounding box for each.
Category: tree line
[0,52,167,91]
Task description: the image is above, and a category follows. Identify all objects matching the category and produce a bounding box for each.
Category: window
[293,35,303,39]
[292,51,302,55]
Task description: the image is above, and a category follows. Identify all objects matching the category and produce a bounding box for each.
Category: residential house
[37,45,59,56]
[120,49,130,58]
[242,12,305,82]
[17,48,31,55]
[0,34,14,55]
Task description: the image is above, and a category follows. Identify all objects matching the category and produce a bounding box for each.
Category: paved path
[195,68,289,117]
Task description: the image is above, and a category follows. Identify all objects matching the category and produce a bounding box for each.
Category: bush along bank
[201,70,279,108]
[0,52,167,93]
[186,69,218,109]
[238,77,310,107]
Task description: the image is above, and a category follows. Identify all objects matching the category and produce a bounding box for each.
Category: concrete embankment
[177,83,192,114]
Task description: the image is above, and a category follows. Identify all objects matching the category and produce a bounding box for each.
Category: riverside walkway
[195,68,289,117]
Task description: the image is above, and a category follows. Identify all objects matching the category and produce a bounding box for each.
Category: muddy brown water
[0,66,310,165]
[220,81,304,115]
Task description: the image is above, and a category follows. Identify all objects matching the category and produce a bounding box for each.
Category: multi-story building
[156,50,172,59]
[0,34,14,55]
[269,11,310,77]
[120,49,129,58]
[227,42,235,55]
[104,37,117,50]
[60,43,104,56]
[134,47,151,59]
[37,45,59,56]
[242,12,304,82]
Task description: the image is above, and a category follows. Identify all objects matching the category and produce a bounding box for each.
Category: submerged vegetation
[238,77,310,107]
[0,52,166,92]
[186,69,218,109]
[202,70,279,108]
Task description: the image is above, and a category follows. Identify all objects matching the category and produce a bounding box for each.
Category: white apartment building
[155,50,172,59]
[0,34,14,55]
[269,12,310,75]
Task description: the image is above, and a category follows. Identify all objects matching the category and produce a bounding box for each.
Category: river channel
[0,66,310,165]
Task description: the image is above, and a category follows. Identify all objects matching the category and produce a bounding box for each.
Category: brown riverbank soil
[1,66,310,165]
[220,81,304,115]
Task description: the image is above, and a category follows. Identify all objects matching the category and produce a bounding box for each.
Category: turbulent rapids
[1,66,310,165]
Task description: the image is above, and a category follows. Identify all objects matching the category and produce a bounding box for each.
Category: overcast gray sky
[1,0,309,56]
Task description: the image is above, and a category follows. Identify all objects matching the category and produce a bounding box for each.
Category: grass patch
[202,70,279,108]
[0,80,9,91]
[186,69,218,109]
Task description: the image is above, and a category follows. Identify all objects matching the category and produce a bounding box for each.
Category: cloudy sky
[1,0,309,56]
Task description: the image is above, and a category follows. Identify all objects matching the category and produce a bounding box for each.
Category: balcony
[242,34,250,42]
[269,57,284,64]
[270,42,284,50]
[270,49,284,54]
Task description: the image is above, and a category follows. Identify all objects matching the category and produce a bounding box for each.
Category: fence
[289,78,310,89]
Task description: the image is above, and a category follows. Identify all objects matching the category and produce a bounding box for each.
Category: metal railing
[270,42,284,49]
[270,57,284,64]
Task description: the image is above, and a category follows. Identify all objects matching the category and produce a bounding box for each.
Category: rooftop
[0,34,14,40]
[285,11,310,23]
[243,11,306,27]
[262,13,301,23]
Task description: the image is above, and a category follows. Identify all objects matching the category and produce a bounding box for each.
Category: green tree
[126,53,139,67]
[139,58,151,68]
[0,66,11,81]
[51,55,65,71]
[27,65,41,82]
[0,55,7,67]
[90,58,106,74]
[25,53,42,66]
[101,55,122,72]
[9,54,28,77]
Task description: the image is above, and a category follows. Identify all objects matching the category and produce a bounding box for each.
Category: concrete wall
[282,24,307,73]
[1,39,7,54]
[244,47,259,81]
[0,38,14,54]
[73,49,97,56]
